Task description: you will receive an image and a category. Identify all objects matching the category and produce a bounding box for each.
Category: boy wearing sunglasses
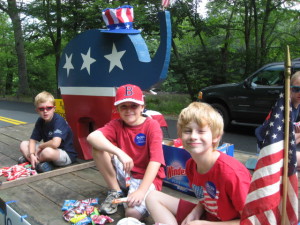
[256,71,300,168]
[18,91,77,173]
[290,71,300,167]
[87,84,165,220]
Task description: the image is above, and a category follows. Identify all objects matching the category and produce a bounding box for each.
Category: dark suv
[198,58,300,129]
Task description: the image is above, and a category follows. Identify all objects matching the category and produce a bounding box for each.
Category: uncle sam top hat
[101,5,141,34]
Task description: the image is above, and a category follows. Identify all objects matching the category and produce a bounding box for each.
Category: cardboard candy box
[162,140,234,196]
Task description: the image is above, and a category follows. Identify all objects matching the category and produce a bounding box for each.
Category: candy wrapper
[62,200,77,211]
[91,215,114,225]
[125,173,131,187]
[70,213,87,224]
[111,197,128,204]
[62,198,111,224]
[74,216,92,225]
[0,163,37,181]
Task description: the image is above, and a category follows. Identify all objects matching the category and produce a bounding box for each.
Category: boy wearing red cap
[87,84,166,220]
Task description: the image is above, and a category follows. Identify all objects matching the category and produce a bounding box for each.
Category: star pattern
[260,93,297,175]
[104,43,126,73]
[81,48,96,75]
[63,54,74,77]
[62,44,127,76]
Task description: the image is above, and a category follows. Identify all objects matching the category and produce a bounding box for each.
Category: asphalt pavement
[0,100,37,127]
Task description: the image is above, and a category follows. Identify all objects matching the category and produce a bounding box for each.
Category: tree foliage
[0,0,299,100]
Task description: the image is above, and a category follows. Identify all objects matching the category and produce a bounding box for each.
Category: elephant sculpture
[58,11,172,160]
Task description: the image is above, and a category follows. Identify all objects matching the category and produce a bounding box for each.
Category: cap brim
[114,98,144,106]
[101,29,141,34]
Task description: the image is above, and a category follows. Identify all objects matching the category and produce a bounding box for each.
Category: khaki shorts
[112,156,156,216]
[35,143,71,166]
[53,149,72,166]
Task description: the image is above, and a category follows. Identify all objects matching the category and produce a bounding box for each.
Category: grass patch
[145,93,191,117]
[0,95,33,103]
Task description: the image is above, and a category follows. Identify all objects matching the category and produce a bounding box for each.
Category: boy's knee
[40,147,57,160]
[20,140,29,151]
[125,208,142,220]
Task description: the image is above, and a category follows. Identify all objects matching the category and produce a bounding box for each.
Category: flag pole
[281,45,291,225]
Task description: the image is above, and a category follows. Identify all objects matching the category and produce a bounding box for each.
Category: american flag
[241,93,298,225]
[162,0,170,8]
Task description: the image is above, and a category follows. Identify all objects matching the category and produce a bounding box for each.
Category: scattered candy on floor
[0,162,37,181]
[62,198,114,225]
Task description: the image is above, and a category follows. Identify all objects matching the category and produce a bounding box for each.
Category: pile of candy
[0,162,37,181]
[62,198,114,225]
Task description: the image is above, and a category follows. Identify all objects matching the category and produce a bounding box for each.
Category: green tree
[0,0,30,96]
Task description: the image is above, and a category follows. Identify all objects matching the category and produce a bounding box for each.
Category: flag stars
[272,134,277,139]
[269,122,274,127]
[277,126,282,131]
[291,139,295,145]
[274,113,280,119]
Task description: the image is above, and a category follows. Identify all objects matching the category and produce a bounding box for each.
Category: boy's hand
[295,123,300,133]
[127,189,145,207]
[30,154,39,169]
[117,151,134,174]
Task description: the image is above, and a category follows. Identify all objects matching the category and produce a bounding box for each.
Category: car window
[251,65,284,86]
[293,63,300,74]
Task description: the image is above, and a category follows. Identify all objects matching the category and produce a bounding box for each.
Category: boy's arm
[28,139,39,168]
[127,161,161,207]
[87,130,134,173]
[39,137,62,150]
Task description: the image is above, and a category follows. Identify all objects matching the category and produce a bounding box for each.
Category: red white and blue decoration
[58,7,172,160]
[102,5,140,34]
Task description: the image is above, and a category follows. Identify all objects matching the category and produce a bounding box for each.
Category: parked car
[198,58,300,129]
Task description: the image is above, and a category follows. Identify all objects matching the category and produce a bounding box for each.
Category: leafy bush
[145,93,191,117]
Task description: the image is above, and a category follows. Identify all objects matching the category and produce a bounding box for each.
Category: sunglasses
[38,106,55,112]
[291,86,300,93]
[119,104,140,110]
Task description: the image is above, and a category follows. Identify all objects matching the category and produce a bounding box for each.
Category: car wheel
[211,103,230,130]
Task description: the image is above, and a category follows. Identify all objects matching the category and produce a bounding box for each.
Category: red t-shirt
[186,152,251,221]
[98,117,166,190]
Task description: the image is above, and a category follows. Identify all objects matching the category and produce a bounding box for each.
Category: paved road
[0,101,37,127]
[0,100,257,154]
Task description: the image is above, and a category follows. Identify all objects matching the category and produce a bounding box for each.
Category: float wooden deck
[0,123,297,225]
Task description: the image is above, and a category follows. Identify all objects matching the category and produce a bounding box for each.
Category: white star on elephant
[81,48,96,75]
[104,43,126,73]
[63,53,74,77]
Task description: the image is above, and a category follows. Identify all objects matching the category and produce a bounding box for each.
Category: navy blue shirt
[30,113,77,163]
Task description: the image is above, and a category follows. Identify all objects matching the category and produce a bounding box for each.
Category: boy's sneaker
[36,162,54,173]
[100,190,124,215]
[17,156,29,164]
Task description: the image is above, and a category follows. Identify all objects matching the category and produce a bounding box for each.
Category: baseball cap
[114,84,144,106]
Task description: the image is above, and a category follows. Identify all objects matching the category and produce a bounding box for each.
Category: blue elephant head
[58,11,172,160]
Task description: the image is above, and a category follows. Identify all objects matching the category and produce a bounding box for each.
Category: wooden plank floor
[0,123,297,225]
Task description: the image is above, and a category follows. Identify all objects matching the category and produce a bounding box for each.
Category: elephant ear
[128,35,151,63]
